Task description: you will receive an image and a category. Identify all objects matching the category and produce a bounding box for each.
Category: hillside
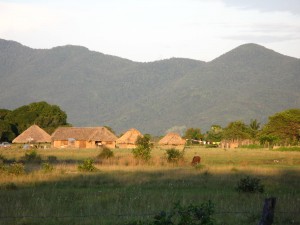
[0,39,299,134]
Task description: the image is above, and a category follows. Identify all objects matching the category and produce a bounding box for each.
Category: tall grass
[0,147,299,225]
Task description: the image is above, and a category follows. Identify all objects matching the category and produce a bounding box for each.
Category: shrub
[0,154,7,164]
[47,155,58,163]
[42,163,54,173]
[132,135,152,161]
[166,148,184,163]
[8,162,25,175]
[97,147,114,159]
[126,200,215,225]
[23,150,42,163]
[78,159,98,172]
[236,176,264,193]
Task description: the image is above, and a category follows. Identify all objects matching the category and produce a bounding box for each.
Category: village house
[116,128,143,149]
[51,127,117,149]
[12,125,51,144]
[158,132,186,149]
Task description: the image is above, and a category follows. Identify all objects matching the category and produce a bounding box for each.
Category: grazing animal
[191,156,201,165]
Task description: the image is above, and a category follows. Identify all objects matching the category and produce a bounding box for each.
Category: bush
[126,200,215,225]
[42,163,54,173]
[236,176,264,193]
[97,147,114,159]
[132,135,152,161]
[22,150,42,163]
[0,154,7,164]
[166,148,184,163]
[78,159,98,172]
[47,155,58,163]
[8,162,25,175]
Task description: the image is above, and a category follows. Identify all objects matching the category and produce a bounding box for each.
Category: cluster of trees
[0,102,69,142]
[184,108,300,146]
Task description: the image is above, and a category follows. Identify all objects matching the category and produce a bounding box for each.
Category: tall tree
[206,125,223,142]
[222,121,251,141]
[2,101,69,140]
[249,119,261,139]
[0,120,16,142]
[259,109,300,145]
[183,128,203,140]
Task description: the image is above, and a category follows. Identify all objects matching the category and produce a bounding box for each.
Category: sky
[1,0,300,62]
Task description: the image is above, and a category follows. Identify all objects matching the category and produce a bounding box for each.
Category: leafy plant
[0,154,7,164]
[97,147,114,159]
[132,135,152,161]
[8,162,25,175]
[166,148,184,163]
[47,155,58,163]
[42,163,54,173]
[78,159,98,172]
[22,150,42,163]
[127,201,215,225]
[236,176,264,193]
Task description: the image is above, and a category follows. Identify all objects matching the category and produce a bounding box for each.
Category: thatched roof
[12,125,51,143]
[158,132,186,145]
[51,127,117,142]
[116,128,143,144]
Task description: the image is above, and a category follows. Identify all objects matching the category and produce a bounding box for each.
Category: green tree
[0,109,11,120]
[249,119,261,139]
[259,109,300,145]
[132,134,152,161]
[222,121,251,141]
[206,125,223,142]
[0,120,16,142]
[183,128,203,145]
[4,101,69,135]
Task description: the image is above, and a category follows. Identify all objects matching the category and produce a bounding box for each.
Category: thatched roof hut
[116,128,143,149]
[51,127,117,148]
[158,132,186,148]
[12,125,51,143]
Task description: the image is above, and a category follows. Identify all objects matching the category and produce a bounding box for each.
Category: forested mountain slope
[0,39,299,134]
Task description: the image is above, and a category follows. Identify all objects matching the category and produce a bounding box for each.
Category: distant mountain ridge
[0,39,299,135]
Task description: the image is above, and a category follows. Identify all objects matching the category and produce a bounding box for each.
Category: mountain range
[0,38,299,135]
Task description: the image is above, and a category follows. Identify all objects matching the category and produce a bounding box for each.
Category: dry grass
[0,146,299,225]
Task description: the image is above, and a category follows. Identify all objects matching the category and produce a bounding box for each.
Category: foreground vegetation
[0,147,299,225]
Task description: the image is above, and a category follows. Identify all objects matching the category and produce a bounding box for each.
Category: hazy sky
[1,0,300,62]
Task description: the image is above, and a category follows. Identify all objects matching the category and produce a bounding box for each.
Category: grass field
[0,146,299,225]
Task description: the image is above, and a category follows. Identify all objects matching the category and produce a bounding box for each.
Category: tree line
[184,108,300,147]
[1,101,299,146]
[0,102,69,142]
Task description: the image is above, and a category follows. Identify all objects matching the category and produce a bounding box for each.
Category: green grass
[0,147,299,225]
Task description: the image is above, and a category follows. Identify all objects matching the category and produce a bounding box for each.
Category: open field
[0,147,299,225]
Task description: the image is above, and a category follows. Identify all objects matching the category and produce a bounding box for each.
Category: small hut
[51,127,117,149]
[116,128,143,149]
[12,125,51,144]
[158,132,186,149]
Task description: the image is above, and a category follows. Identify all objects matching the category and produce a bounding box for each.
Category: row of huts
[12,125,186,149]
